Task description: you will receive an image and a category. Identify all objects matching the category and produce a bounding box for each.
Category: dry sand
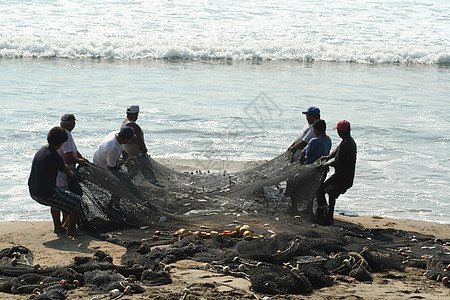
[0,216,449,300]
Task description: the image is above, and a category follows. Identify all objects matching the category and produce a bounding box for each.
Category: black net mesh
[77,152,327,230]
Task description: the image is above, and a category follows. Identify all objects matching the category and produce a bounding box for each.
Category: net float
[235,225,242,233]
[442,277,449,286]
[154,231,161,235]
[152,235,159,240]
[243,230,252,240]
[276,250,282,256]
[109,289,121,297]
[210,231,219,237]
[238,264,245,272]
[177,229,187,235]
[124,285,132,294]
[164,264,172,272]
[73,279,80,287]
[204,233,211,239]
[343,259,351,267]
[39,282,44,290]
[11,286,18,294]
[60,279,67,287]
[32,288,41,294]
[223,266,230,273]
[239,225,251,235]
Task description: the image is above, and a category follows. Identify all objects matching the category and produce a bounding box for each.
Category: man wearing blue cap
[288,106,321,162]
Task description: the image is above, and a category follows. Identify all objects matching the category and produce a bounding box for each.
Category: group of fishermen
[287,106,357,225]
[27,105,147,236]
[27,104,356,235]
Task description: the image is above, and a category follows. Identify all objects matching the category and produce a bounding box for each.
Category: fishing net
[76,152,327,230]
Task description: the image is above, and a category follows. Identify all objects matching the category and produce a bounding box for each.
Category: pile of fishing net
[0,247,146,299]
[1,226,449,298]
[76,152,327,230]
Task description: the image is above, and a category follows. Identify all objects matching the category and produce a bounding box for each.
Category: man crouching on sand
[28,127,84,236]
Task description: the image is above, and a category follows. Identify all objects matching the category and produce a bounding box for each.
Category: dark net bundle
[84,270,145,294]
[360,249,405,272]
[249,265,313,294]
[77,152,326,230]
[234,233,346,264]
[424,258,450,287]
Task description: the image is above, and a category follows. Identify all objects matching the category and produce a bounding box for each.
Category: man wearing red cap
[318,120,357,225]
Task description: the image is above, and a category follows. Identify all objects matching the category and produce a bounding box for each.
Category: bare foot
[54,226,65,233]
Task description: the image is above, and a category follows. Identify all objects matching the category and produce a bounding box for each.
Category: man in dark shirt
[28,127,83,236]
[318,120,357,225]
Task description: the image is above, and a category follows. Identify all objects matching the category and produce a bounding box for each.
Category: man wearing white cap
[121,104,147,156]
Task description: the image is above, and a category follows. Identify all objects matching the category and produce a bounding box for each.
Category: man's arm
[289,140,308,153]
[64,151,88,166]
[321,148,337,166]
[63,164,74,177]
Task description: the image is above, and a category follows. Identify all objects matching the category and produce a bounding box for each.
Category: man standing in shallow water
[121,104,147,156]
[318,120,357,225]
[288,106,321,162]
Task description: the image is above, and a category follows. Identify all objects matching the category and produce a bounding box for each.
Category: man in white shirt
[287,106,321,162]
[93,126,137,169]
[57,113,89,190]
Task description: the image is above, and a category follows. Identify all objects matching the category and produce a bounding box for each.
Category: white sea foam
[1,0,449,64]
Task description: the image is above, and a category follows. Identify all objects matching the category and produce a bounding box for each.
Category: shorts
[322,175,349,199]
[31,186,81,214]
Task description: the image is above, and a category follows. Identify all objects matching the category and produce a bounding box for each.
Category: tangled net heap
[1,228,449,298]
[77,152,326,230]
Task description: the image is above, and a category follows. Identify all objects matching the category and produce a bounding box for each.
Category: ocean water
[0,0,449,224]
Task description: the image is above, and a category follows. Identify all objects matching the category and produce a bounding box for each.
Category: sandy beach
[1,158,449,299]
[1,214,449,300]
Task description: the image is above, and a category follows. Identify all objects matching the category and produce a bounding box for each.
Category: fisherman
[121,104,147,156]
[28,127,83,236]
[288,106,321,162]
[56,113,88,228]
[299,119,332,164]
[57,113,89,190]
[93,126,137,169]
[318,120,357,225]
